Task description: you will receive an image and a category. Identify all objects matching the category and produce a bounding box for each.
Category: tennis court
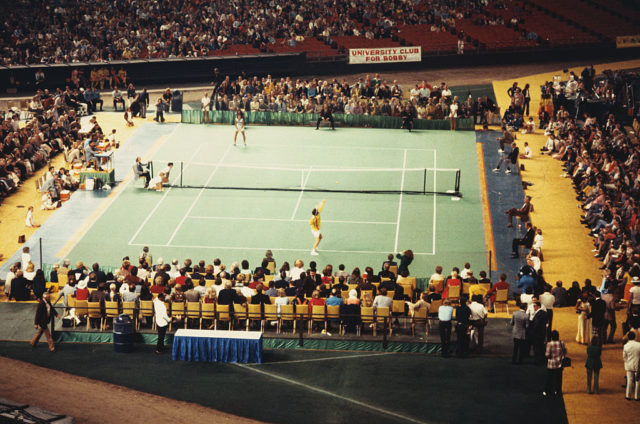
[63,124,486,273]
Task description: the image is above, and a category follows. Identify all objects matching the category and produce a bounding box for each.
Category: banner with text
[349,46,421,64]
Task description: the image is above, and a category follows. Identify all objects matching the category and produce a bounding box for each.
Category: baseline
[129,242,434,256]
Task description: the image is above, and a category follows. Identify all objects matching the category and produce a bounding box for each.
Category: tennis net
[151,161,462,196]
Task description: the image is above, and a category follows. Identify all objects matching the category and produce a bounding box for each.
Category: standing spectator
[602,289,617,344]
[590,291,606,346]
[543,330,567,397]
[539,287,555,339]
[585,337,602,394]
[576,293,592,345]
[154,98,167,123]
[438,299,454,357]
[455,297,471,358]
[201,92,211,123]
[137,89,149,119]
[469,294,488,352]
[530,301,548,365]
[511,303,528,364]
[30,291,59,351]
[395,250,414,276]
[153,293,170,354]
[623,331,640,400]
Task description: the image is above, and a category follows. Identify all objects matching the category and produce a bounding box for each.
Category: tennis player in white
[233,110,246,146]
[309,199,326,255]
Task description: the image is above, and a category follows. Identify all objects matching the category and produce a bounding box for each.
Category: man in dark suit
[590,291,606,346]
[529,302,548,365]
[512,221,536,258]
[316,104,335,130]
[30,291,59,351]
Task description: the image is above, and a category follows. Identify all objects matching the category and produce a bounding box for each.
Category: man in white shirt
[519,142,532,159]
[539,288,555,340]
[623,331,640,400]
[469,295,488,352]
[153,293,171,354]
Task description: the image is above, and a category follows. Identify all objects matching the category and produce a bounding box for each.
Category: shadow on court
[0,341,567,424]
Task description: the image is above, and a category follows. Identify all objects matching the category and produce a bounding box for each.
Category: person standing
[455,297,471,358]
[153,292,171,354]
[511,303,528,364]
[585,337,602,394]
[309,199,327,256]
[438,299,454,357]
[530,301,549,365]
[154,97,166,123]
[137,88,149,119]
[201,92,211,123]
[543,330,567,397]
[30,291,59,352]
[623,331,640,400]
[576,293,592,345]
[469,294,488,352]
[233,110,246,146]
[395,250,414,276]
[590,291,606,346]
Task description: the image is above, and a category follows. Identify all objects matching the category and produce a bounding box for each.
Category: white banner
[348,46,421,64]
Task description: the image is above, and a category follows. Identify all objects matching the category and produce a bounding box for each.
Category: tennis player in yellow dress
[309,199,326,255]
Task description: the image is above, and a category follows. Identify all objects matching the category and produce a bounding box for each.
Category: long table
[171,329,263,363]
[79,169,115,185]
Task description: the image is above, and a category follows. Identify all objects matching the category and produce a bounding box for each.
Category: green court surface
[0,342,567,424]
[66,125,486,274]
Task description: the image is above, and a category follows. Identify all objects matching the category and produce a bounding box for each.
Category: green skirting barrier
[182,110,473,131]
[54,331,443,354]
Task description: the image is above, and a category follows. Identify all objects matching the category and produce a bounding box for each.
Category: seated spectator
[505,196,533,228]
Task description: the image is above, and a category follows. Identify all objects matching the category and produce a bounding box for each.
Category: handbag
[561,357,572,368]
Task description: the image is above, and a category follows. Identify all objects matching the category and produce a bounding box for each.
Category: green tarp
[183,110,474,131]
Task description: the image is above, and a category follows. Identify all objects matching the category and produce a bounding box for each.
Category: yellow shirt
[309,200,326,231]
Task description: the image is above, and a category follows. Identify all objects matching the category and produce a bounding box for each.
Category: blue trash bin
[113,314,135,353]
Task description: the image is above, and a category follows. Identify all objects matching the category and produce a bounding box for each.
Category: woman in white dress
[576,293,591,344]
[449,95,459,131]
[233,110,246,146]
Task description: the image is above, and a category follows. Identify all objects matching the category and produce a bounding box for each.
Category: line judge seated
[133,157,150,188]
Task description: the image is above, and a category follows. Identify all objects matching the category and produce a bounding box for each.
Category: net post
[455,169,461,196]
[423,168,427,195]
[39,237,43,271]
[180,161,183,188]
[150,161,154,179]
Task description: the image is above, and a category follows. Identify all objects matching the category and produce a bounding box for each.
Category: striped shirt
[545,340,567,369]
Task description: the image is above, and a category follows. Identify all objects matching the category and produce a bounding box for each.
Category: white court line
[182,143,436,153]
[393,149,407,253]
[132,242,434,256]
[127,143,202,246]
[245,352,394,366]
[290,167,312,220]
[188,216,395,225]
[432,150,437,255]
[165,144,234,246]
[232,363,430,424]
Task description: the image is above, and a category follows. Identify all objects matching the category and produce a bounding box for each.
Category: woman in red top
[442,268,461,299]
[75,280,89,301]
[308,290,326,313]
[321,266,333,286]
[203,288,217,304]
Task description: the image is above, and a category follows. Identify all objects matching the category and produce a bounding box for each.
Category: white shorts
[312,229,321,238]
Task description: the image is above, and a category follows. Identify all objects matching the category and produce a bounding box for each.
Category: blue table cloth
[171,329,262,363]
